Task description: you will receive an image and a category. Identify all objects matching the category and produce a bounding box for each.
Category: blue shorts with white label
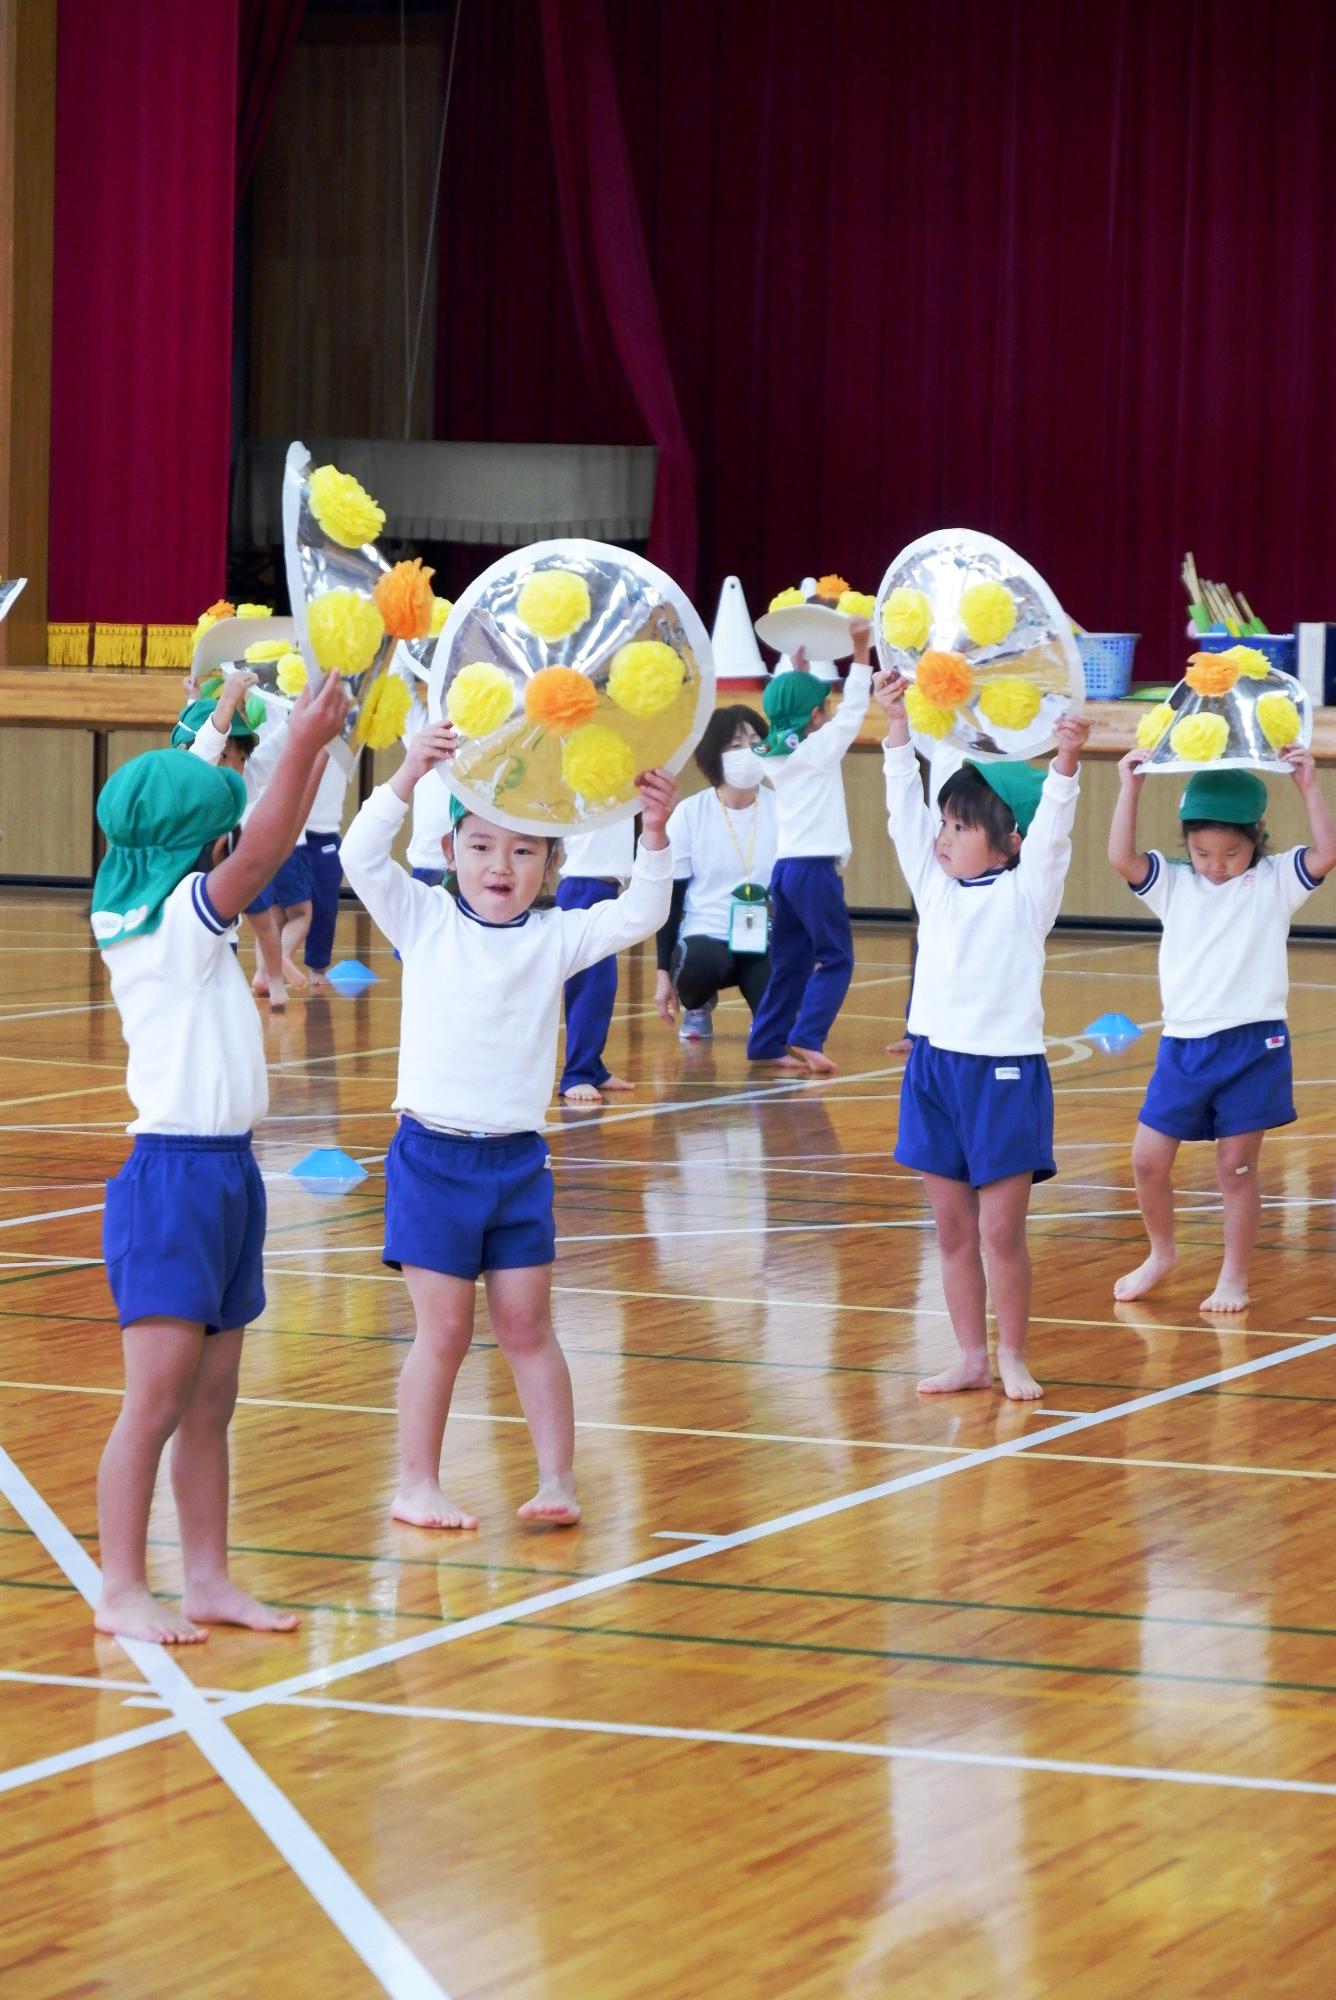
[1139,1019,1295,1142]
[384,1117,555,1278]
[894,1039,1056,1187]
[103,1133,266,1333]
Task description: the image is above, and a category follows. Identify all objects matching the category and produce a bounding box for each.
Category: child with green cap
[1109,743,1336,1312]
[876,667,1089,1400]
[720,629,873,1074]
[90,670,348,1643]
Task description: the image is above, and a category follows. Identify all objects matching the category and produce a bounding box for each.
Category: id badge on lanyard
[729,882,769,954]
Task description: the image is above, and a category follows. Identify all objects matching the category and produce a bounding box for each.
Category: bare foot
[917,1357,994,1396]
[94,1589,205,1645]
[518,1478,582,1526]
[306,970,332,991]
[885,1036,913,1055]
[182,1581,299,1632]
[561,1083,603,1106]
[998,1353,1044,1401]
[1201,1279,1249,1314]
[267,976,287,1014]
[1113,1248,1178,1302]
[601,1075,634,1093]
[752,1054,805,1070]
[252,970,269,997]
[391,1483,479,1530]
[281,957,308,990]
[790,1045,837,1076]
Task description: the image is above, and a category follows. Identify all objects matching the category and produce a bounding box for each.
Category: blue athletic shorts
[103,1133,266,1333]
[894,1038,1056,1186]
[1140,1019,1295,1142]
[246,844,313,916]
[384,1117,555,1278]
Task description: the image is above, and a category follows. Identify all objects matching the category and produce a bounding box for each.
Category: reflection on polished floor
[3,890,1336,1998]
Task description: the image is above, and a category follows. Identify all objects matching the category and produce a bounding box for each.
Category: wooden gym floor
[3,889,1336,1998]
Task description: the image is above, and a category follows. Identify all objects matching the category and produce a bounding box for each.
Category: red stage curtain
[435,0,1336,671]
[537,0,697,589]
[237,0,306,195]
[48,1,239,626]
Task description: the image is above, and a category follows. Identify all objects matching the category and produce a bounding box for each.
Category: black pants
[673,934,771,1017]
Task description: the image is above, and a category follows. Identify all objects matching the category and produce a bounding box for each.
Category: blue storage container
[1075,633,1138,698]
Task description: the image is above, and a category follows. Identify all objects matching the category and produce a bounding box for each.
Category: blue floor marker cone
[1083,1011,1142,1054]
[289,1147,368,1194]
[326,958,377,996]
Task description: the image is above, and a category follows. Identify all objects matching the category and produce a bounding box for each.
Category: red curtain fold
[48,1,240,625]
[237,0,306,195]
[436,0,1336,674]
[537,0,697,591]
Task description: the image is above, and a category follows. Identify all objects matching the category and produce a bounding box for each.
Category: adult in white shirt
[655,704,776,1043]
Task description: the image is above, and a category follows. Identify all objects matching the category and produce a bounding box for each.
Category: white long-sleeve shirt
[1132,846,1320,1036]
[342,783,673,1132]
[883,740,1080,1056]
[190,706,287,823]
[719,663,871,865]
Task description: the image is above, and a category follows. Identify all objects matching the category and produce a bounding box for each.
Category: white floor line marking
[0,1001,117,1025]
[0,1442,448,2000]
[0,1667,147,1693]
[554,1062,907,1132]
[264,1696,1336,1802]
[0,1200,105,1232]
[184,1330,1336,1724]
[0,1717,184,1796]
[651,1532,715,1542]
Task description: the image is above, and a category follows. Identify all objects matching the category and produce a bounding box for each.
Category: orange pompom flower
[1185,650,1241,697]
[916,649,974,708]
[373,558,437,641]
[524,666,599,734]
[203,599,235,623]
[813,574,850,603]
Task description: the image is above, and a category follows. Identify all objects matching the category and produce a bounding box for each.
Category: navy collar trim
[457,894,530,930]
[957,866,1007,888]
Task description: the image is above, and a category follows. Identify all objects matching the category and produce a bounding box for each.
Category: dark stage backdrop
[434,0,1336,674]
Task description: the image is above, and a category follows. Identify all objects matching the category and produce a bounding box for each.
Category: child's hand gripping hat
[171,693,267,748]
[90,749,246,947]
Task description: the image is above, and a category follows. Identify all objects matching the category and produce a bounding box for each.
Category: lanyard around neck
[715,789,758,881]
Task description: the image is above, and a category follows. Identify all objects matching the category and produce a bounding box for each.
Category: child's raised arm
[561,768,677,980]
[343,720,460,949]
[1109,747,1152,885]
[1283,746,1336,881]
[207,672,349,920]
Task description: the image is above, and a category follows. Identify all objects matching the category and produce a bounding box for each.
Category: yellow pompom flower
[243,638,291,663]
[1256,691,1301,750]
[904,685,956,739]
[959,581,1017,647]
[275,651,308,697]
[1135,702,1174,750]
[306,589,385,678]
[607,639,685,718]
[561,723,637,802]
[308,465,386,549]
[1170,712,1230,762]
[768,586,805,611]
[1223,644,1272,680]
[235,603,273,620]
[978,677,1041,732]
[447,661,517,738]
[881,587,933,652]
[1185,651,1240,696]
[837,590,875,618]
[517,570,591,642]
[429,595,453,636]
[356,671,414,752]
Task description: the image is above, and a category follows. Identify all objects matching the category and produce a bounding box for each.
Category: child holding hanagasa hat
[719,625,873,1075]
[1109,748,1336,1312]
[340,723,677,1530]
[875,668,1089,1400]
[90,670,349,1643]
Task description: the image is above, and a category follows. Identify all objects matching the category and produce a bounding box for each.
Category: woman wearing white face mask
[655,706,778,1042]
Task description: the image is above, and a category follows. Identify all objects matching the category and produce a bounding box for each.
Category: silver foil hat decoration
[0,578,27,624]
[874,529,1084,762]
[1132,647,1312,775]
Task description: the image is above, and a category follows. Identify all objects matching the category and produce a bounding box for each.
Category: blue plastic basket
[1075,633,1138,698]
[1196,630,1297,675]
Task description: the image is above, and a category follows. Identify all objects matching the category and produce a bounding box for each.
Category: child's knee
[121,1381,193,1441]
[979,1212,1028,1265]
[492,1313,553,1361]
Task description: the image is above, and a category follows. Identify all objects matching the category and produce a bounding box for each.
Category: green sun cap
[966,759,1045,835]
[1179,769,1268,825]
[761,670,829,755]
[171,693,266,749]
[91,750,246,948]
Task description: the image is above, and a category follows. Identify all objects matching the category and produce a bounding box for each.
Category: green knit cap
[171,693,266,749]
[1179,769,1268,825]
[761,671,829,755]
[965,759,1045,835]
[90,750,246,949]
